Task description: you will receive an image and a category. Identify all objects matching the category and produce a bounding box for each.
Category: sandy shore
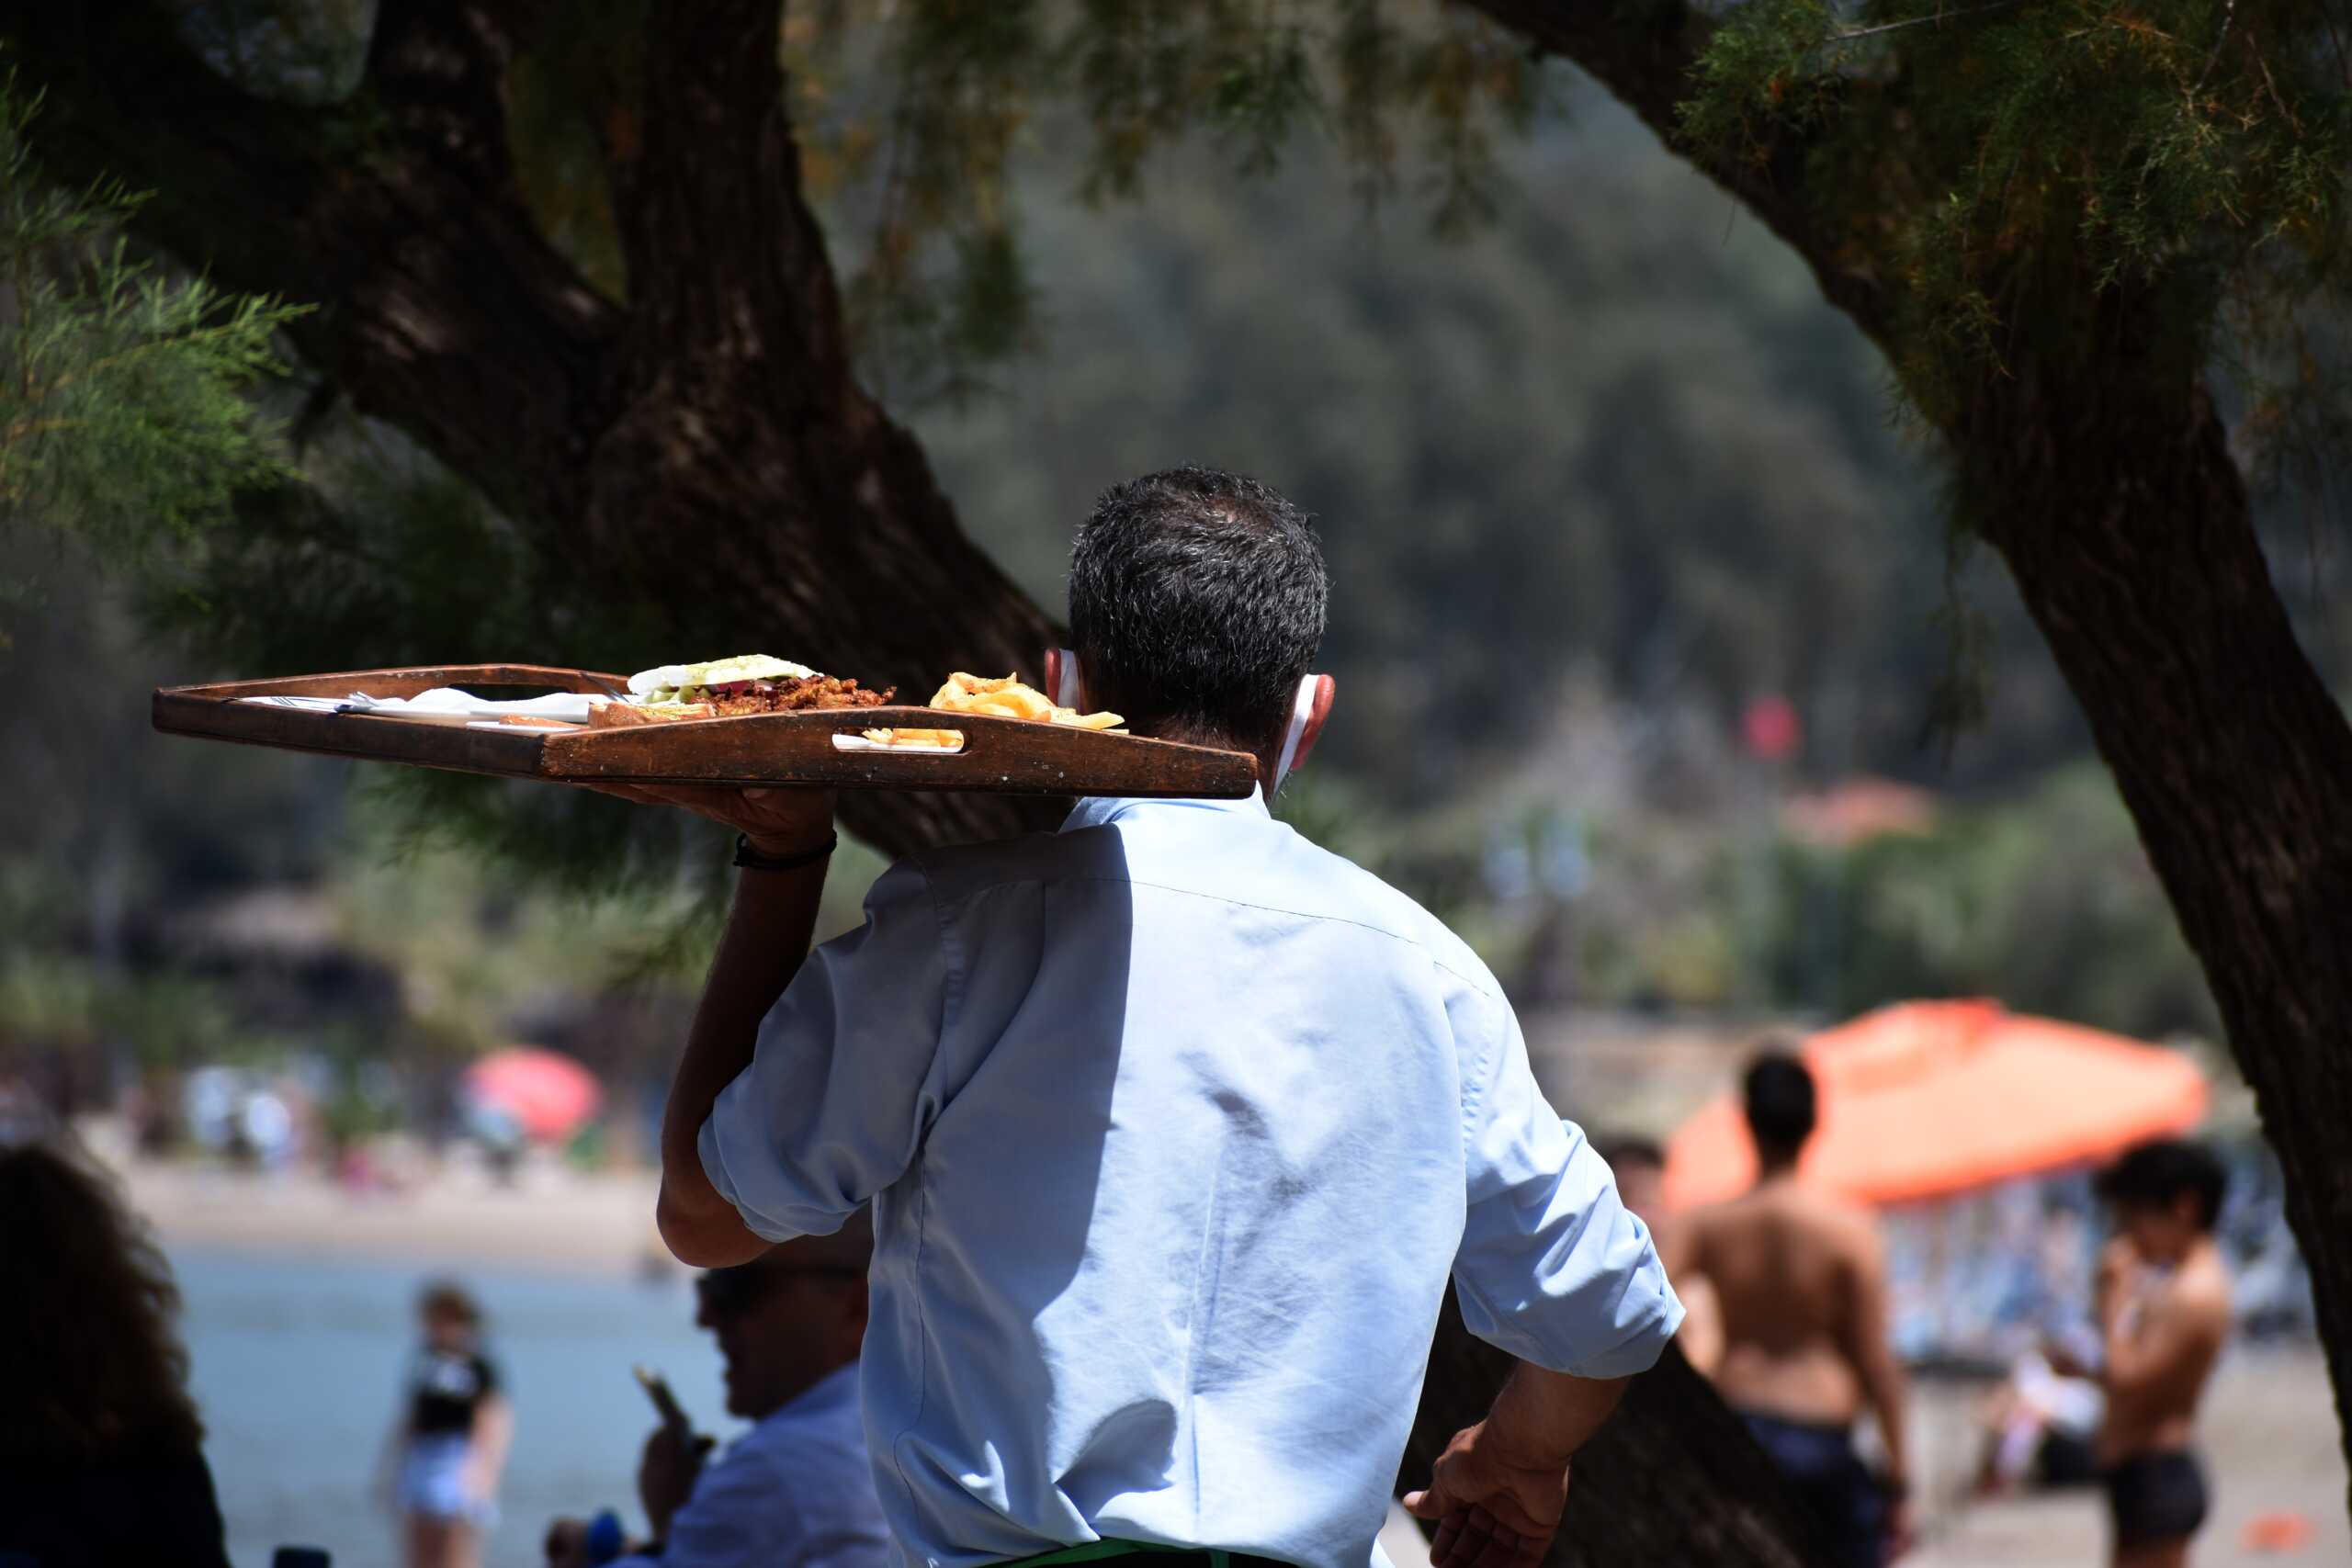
[118,1152,672,1278]
[118,1155,2346,1565]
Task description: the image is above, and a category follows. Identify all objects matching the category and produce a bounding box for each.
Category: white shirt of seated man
[548,1225,890,1568]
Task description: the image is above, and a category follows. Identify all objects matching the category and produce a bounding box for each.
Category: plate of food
[152,658,1257,799]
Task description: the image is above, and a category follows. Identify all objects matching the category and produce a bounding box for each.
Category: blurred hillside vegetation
[6,5,2346,1142]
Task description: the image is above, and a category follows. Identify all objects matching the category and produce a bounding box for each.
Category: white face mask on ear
[1050,649,1321,796]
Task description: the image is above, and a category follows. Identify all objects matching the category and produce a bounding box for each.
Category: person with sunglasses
[545,1217,889,1568]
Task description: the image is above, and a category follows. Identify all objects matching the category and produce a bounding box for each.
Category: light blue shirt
[701,793,1681,1568]
[615,1363,891,1568]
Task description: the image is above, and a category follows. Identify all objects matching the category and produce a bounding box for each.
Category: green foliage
[1761,765,2219,1036]
[0,75,305,629]
[1680,0,2352,431]
[748,0,1541,399]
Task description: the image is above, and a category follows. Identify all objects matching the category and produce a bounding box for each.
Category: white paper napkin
[238,687,594,723]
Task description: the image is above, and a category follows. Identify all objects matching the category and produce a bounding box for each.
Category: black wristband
[732,831,837,872]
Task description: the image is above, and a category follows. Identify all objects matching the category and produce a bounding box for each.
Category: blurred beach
[119,1147,2346,1568]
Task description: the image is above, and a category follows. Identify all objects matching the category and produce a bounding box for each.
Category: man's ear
[1288,674,1336,773]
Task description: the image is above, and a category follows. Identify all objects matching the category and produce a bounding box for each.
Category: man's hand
[1403,1420,1572,1568]
[639,1422,715,1538]
[1884,1494,1918,1562]
[588,782,838,858]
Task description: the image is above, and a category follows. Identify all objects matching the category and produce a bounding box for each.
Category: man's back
[1687,1182,1880,1425]
[699,794,1680,1568]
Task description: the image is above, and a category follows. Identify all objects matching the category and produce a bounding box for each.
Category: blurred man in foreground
[2052,1141,2231,1568]
[546,1220,888,1568]
[1593,1136,1723,1375]
[1665,1051,1910,1568]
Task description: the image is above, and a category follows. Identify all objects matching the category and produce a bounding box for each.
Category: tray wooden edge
[150,669,1262,799]
[152,687,556,780]
[156,663,624,701]
[545,706,1260,798]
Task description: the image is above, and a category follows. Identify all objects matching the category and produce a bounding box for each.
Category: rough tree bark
[1461,0,2352,1499]
[7,0,1057,856]
[1,2,1826,1562]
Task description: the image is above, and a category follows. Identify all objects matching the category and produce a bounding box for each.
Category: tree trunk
[1401,1289,1824,1567]
[1965,348,2352,1496]
[1461,0,2352,1497]
[2,4,1827,1561]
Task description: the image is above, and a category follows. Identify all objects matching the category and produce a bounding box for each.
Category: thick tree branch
[4,0,1059,855]
[1455,0,1890,340]
[611,0,853,386]
[0,0,622,528]
[364,0,543,189]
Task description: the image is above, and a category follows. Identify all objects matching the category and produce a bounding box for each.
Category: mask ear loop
[1049,648,1082,710]
[1269,673,1321,796]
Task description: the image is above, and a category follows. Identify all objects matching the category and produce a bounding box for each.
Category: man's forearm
[1484,1361,1631,1465]
[657,857,831,1263]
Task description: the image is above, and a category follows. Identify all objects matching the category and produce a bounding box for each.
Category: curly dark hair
[0,1138,205,1461]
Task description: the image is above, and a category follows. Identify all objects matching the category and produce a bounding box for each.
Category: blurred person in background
[1665,1049,1911,1567]
[381,1280,513,1568]
[546,1217,888,1568]
[1594,1135,1724,1375]
[2049,1140,2232,1568]
[1972,1350,2102,1495]
[0,1136,232,1568]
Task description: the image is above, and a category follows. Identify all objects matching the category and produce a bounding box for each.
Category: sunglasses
[695,1262,864,1316]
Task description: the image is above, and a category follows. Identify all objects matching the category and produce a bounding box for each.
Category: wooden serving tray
[153,664,1259,799]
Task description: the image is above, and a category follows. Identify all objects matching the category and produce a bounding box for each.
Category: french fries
[863,672,1124,749]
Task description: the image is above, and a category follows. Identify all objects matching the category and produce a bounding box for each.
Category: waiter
[604,467,1681,1568]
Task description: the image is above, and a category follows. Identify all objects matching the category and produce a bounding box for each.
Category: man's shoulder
[900,813,1505,998]
[2170,1250,2236,1324]
[896,822,1122,902]
[1701,1186,1881,1253]
[1234,825,1507,999]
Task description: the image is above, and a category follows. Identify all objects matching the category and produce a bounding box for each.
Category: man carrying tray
[605,467,1682,1568]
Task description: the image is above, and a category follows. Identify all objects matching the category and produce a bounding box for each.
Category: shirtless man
[2053,1140,2232,1568]
[1666,1049,1910,1568]
[1594,1136,1724,1375]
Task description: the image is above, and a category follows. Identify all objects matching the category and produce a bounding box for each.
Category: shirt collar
[760,1359,860,1428]
[1060,787,1271,833]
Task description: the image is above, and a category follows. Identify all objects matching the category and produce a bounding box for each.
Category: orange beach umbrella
[1661,999,2208,1210]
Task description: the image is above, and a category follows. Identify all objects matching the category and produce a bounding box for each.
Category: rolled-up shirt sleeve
[697,858,950,1242]
[1451,988,1683,1378]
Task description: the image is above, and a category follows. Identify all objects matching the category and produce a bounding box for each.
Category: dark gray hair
[1068,466,1328,750]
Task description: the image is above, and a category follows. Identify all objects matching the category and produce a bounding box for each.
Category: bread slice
[587,699,715,728]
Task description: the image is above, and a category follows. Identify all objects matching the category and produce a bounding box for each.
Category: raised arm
[589,784,840,1266]
[2098,1266,2227,1420]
